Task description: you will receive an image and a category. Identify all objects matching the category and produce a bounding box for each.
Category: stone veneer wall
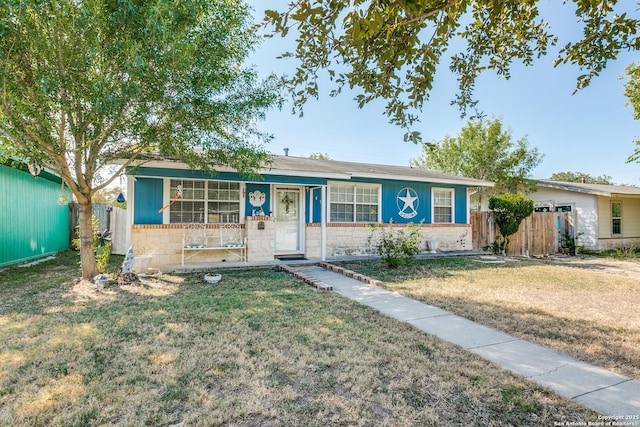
[130,224,247,268]
[245,216,275,262]
[306,223,472,258]
[131,221,473,267]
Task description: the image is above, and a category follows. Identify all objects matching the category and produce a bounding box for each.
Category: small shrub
[484,240,506,255]
[489,193,534,255]
[577,247,599,256]
[96,241,112,273]
[560,232,577,256]
[608,246,640,259]
[374,221,421,268]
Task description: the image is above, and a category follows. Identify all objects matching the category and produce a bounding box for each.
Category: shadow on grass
[337,257,521,283]
[0,251,300,317]
[0,252,603,426]
[548,258,640,277]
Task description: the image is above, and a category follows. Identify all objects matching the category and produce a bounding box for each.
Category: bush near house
[488,193,534,254]
[372,221,421,268]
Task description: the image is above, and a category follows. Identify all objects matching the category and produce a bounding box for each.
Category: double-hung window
[432,188,454,223]
[329,183,380,223]
[611,201,622,235]
[169,179,240,224]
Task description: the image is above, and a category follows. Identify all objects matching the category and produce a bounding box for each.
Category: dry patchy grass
[339,256,640,381]
[0,252,599,426]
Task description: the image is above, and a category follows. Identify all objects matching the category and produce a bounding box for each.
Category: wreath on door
[281,193,294,213]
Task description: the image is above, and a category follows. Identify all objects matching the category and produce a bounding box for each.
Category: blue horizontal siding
[129,167,470,226]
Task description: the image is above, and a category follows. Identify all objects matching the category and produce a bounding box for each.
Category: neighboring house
[124,155,493,267]
[528,179,640,250]
[0,159,71,267]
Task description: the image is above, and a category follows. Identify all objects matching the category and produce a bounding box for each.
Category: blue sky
[247,2,640,185]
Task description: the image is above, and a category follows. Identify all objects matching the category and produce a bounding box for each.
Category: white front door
[275,188,302,254]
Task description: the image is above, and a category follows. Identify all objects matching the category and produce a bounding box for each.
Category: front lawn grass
[0,252,598,426]
[338,257,640,381]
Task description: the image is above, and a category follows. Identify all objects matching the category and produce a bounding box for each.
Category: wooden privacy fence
[68,203,127,254]
[471,211,570,257]
[68,203,109,245]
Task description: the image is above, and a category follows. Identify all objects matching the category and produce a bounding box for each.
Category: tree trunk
[78,200,97,280]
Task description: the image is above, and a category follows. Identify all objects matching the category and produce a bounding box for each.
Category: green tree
[263,2,639,142]
[624,62,640,163]
[0,0,280,279]
[93,187,127,209]
[411,118,542,210]
[309,152,332,160]
[548,171,614,185]
[489,193,534,255]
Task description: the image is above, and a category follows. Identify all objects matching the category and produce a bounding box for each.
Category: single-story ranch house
[529,179,640,250]
[123,155,493,268]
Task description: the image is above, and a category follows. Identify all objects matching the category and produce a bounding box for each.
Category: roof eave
[353,172,494,187]
[120,158,494,187]
[123,159,353,180]
[537,182,611,197]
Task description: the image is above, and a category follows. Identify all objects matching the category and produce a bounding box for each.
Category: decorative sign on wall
[249,190,266,207]
[249,190,267,216]
[397,188,419,219]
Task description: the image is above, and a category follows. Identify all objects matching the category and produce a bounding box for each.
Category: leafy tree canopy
[93,187,127,209]
[0,0,281,278]
[262,1,640,143]
[411,117,542,208]
[624,62,640,163]
[548,171,614,185]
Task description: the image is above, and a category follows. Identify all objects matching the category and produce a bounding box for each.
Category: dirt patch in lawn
[547,255,640,279]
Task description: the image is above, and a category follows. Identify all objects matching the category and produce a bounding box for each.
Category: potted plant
[204,273,222,283]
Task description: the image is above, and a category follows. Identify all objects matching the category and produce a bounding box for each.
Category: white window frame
[328,182,381,223]
[164,178,244,224]
[611,200,622,235]
[431,188,455,224]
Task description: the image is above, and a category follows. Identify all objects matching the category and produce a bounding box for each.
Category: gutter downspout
[321,185,327,261]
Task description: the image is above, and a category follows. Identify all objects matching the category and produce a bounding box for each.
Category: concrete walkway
[295,265,640,423]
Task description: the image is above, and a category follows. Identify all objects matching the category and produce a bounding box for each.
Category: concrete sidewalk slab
[296,265,640,423]
[364,296,451,321]
[575,380,640,418]
[473,340,632,398]
[407,315,518,349]
[470,339,580,378]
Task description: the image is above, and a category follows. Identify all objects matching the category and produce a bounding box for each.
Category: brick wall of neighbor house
[597,237,640,250]
[306,223,472,258]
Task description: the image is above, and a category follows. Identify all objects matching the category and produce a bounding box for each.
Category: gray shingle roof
[264,155,494,187]
[536,179,640,196]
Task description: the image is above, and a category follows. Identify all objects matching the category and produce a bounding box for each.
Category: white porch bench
[181,223,246,266]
